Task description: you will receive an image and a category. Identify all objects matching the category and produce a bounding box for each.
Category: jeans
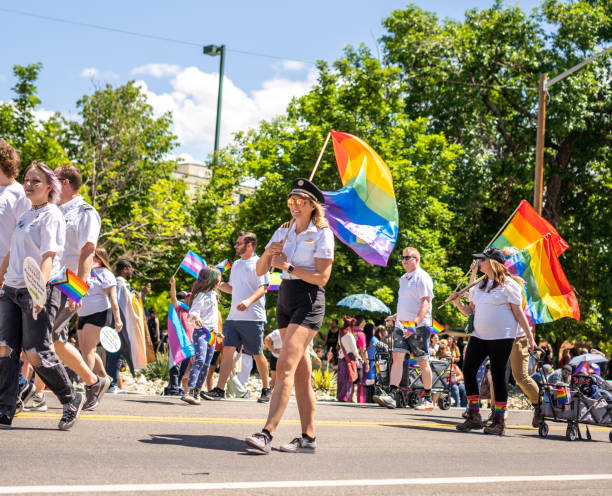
[105,351,124,388]
[450,383,467,407]
[167,359,190,394]
[0,285,75,417]
[187,328,215,389]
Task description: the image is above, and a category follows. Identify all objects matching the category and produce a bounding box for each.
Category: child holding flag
[181,267,221,405]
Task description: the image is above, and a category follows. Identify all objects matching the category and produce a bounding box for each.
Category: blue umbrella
[337,293,391,314]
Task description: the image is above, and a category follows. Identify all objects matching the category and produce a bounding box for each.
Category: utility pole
[203,44,226,166]
[533,45,611,215]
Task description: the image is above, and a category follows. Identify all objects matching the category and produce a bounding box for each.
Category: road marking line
[1,474,612,494]
[13,412,609,431]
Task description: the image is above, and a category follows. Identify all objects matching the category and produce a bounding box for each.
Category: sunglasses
[401,255,416,261]
[287,197,309,208]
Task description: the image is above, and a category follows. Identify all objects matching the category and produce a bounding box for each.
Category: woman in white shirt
[0,161,82,430]
[246,178,334,454]
[450,247,535,436]
[182,266,221,405]
[336,317,361,402]
[77,247,123,386]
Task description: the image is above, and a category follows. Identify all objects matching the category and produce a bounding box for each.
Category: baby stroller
[374,347,452,410]
[533,352,612,442]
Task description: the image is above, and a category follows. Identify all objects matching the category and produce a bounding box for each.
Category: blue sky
[0,1,541,162]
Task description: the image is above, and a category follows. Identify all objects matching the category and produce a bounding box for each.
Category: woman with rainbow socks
[449,247,535,435]
[181,267,221,405]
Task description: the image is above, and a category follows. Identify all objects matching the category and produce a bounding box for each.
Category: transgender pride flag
[167,302,194,367]
[179,250,207,278]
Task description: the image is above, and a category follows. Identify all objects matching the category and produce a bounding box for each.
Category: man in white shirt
[203,231,271,402]
[374,247,435,410]
[264,329,282,388]
[51,165,110,410]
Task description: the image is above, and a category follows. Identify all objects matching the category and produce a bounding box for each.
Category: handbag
[339,337,359,383]
[464,312,475,334]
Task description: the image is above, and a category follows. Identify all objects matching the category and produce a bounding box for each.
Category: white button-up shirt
[266,221,334,280]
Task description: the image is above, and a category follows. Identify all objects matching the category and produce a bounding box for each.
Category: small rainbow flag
[268,271,282,291]
[50,267,90,303]
[405,353,417,366]
[427,319,444,334]
[215,259,231,273]
[556,388,569,405]
[179,250,207,279]
[205,328,216,347]
[399,320,416,334]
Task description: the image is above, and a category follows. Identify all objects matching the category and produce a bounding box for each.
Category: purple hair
[25,161,61,204]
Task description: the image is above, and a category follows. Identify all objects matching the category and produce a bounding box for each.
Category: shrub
[137,352,170,381]
[312,366,337,395]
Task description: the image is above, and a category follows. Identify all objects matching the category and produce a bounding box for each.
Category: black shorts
[269,354,278,371]
[276,279,325,331]
[77,308,112,330]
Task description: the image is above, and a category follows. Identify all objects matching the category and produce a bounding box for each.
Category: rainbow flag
[556,388,569,405]
[427,319,444,334]
[268,272,282,291]
[50,267,90,303]
[572,361,592,376]
[167,302,194,366]
[215,259,231,273]
[203,328,216,347]
[399,320,416,334]
[179,250,207,278]
[493,200,569,255]
[505,235,579,325]
[322,131,398,267]
[406,353,418,366]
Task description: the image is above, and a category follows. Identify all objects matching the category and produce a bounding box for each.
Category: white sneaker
[415,400,434,411]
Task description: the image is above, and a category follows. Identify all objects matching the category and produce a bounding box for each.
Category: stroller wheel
[438,393,451,411]
[538,423,549,438]
[609,431,612,443]
[407,392,418,408]
[396,390,406,409]
[566,425,578,441]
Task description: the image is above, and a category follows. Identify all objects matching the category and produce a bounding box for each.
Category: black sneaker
[0,414,12,429]
[245,432,272,454]
[58,392,85,431]
[15,382,36,415]
[257,387,272,403]
[83,377,111,411]
[201,387,225,401]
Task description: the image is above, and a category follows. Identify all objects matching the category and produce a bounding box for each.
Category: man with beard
[202,232,271,402]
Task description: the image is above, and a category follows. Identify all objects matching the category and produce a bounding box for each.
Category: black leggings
[463,336,514,403]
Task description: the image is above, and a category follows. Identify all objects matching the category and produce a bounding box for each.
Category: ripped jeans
[0,285,75,418]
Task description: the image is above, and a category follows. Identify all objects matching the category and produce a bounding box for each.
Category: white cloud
[33,108,55,122]
[281,60,307,72]
[137,65,317,156]
[80,67,100,79]
[132,63,182,78]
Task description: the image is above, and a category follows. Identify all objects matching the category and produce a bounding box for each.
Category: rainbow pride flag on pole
[505,235,579,325]
[322,131,398,267]
[268,272,282,291]
[167,302,194,366]
[493,200,569,255]
[215,259,231,273]
[50,267,90,303]
[399,320,416,334]
[179,250,207,278]
[427,320,445,335]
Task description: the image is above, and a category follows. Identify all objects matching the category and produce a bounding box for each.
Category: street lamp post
[533,45,611,215]
[203,44,226,165]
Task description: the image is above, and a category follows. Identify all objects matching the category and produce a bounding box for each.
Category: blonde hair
[403,247,421,262]
[311,200,329,228]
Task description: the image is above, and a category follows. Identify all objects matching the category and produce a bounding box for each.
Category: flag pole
[172,266,181,278]
[309,131,331,181]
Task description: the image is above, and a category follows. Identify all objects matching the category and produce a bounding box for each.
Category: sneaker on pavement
[0,414,12,429]
[201,387,225,401]
[257,387,272,403]
[245,432,272,454]
[372,391,396,409]
[107,385,126,395]
[83,376,111,411]
[58,392,85,431]
[23,393,47,412]
[181,388,201,405]
[279,436,317,453]
[415,400,435,411]
[15,383,36,415]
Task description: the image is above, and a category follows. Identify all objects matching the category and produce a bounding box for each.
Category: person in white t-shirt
[76,247,123,398]
[450,247,536,436]
[373,247,435,410]
[0,161,84,430]
[264,329,283,387]
[202,231,271,403]
[51,165,109,412]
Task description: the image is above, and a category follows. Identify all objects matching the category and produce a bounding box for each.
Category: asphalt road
[2,394,611,495]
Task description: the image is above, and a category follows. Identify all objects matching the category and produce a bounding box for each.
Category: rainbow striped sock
[494,402,507,415]
[424,389,432,402]
[467,395,480,412]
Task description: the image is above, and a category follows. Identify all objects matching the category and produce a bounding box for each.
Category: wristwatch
[287,264,295,273]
